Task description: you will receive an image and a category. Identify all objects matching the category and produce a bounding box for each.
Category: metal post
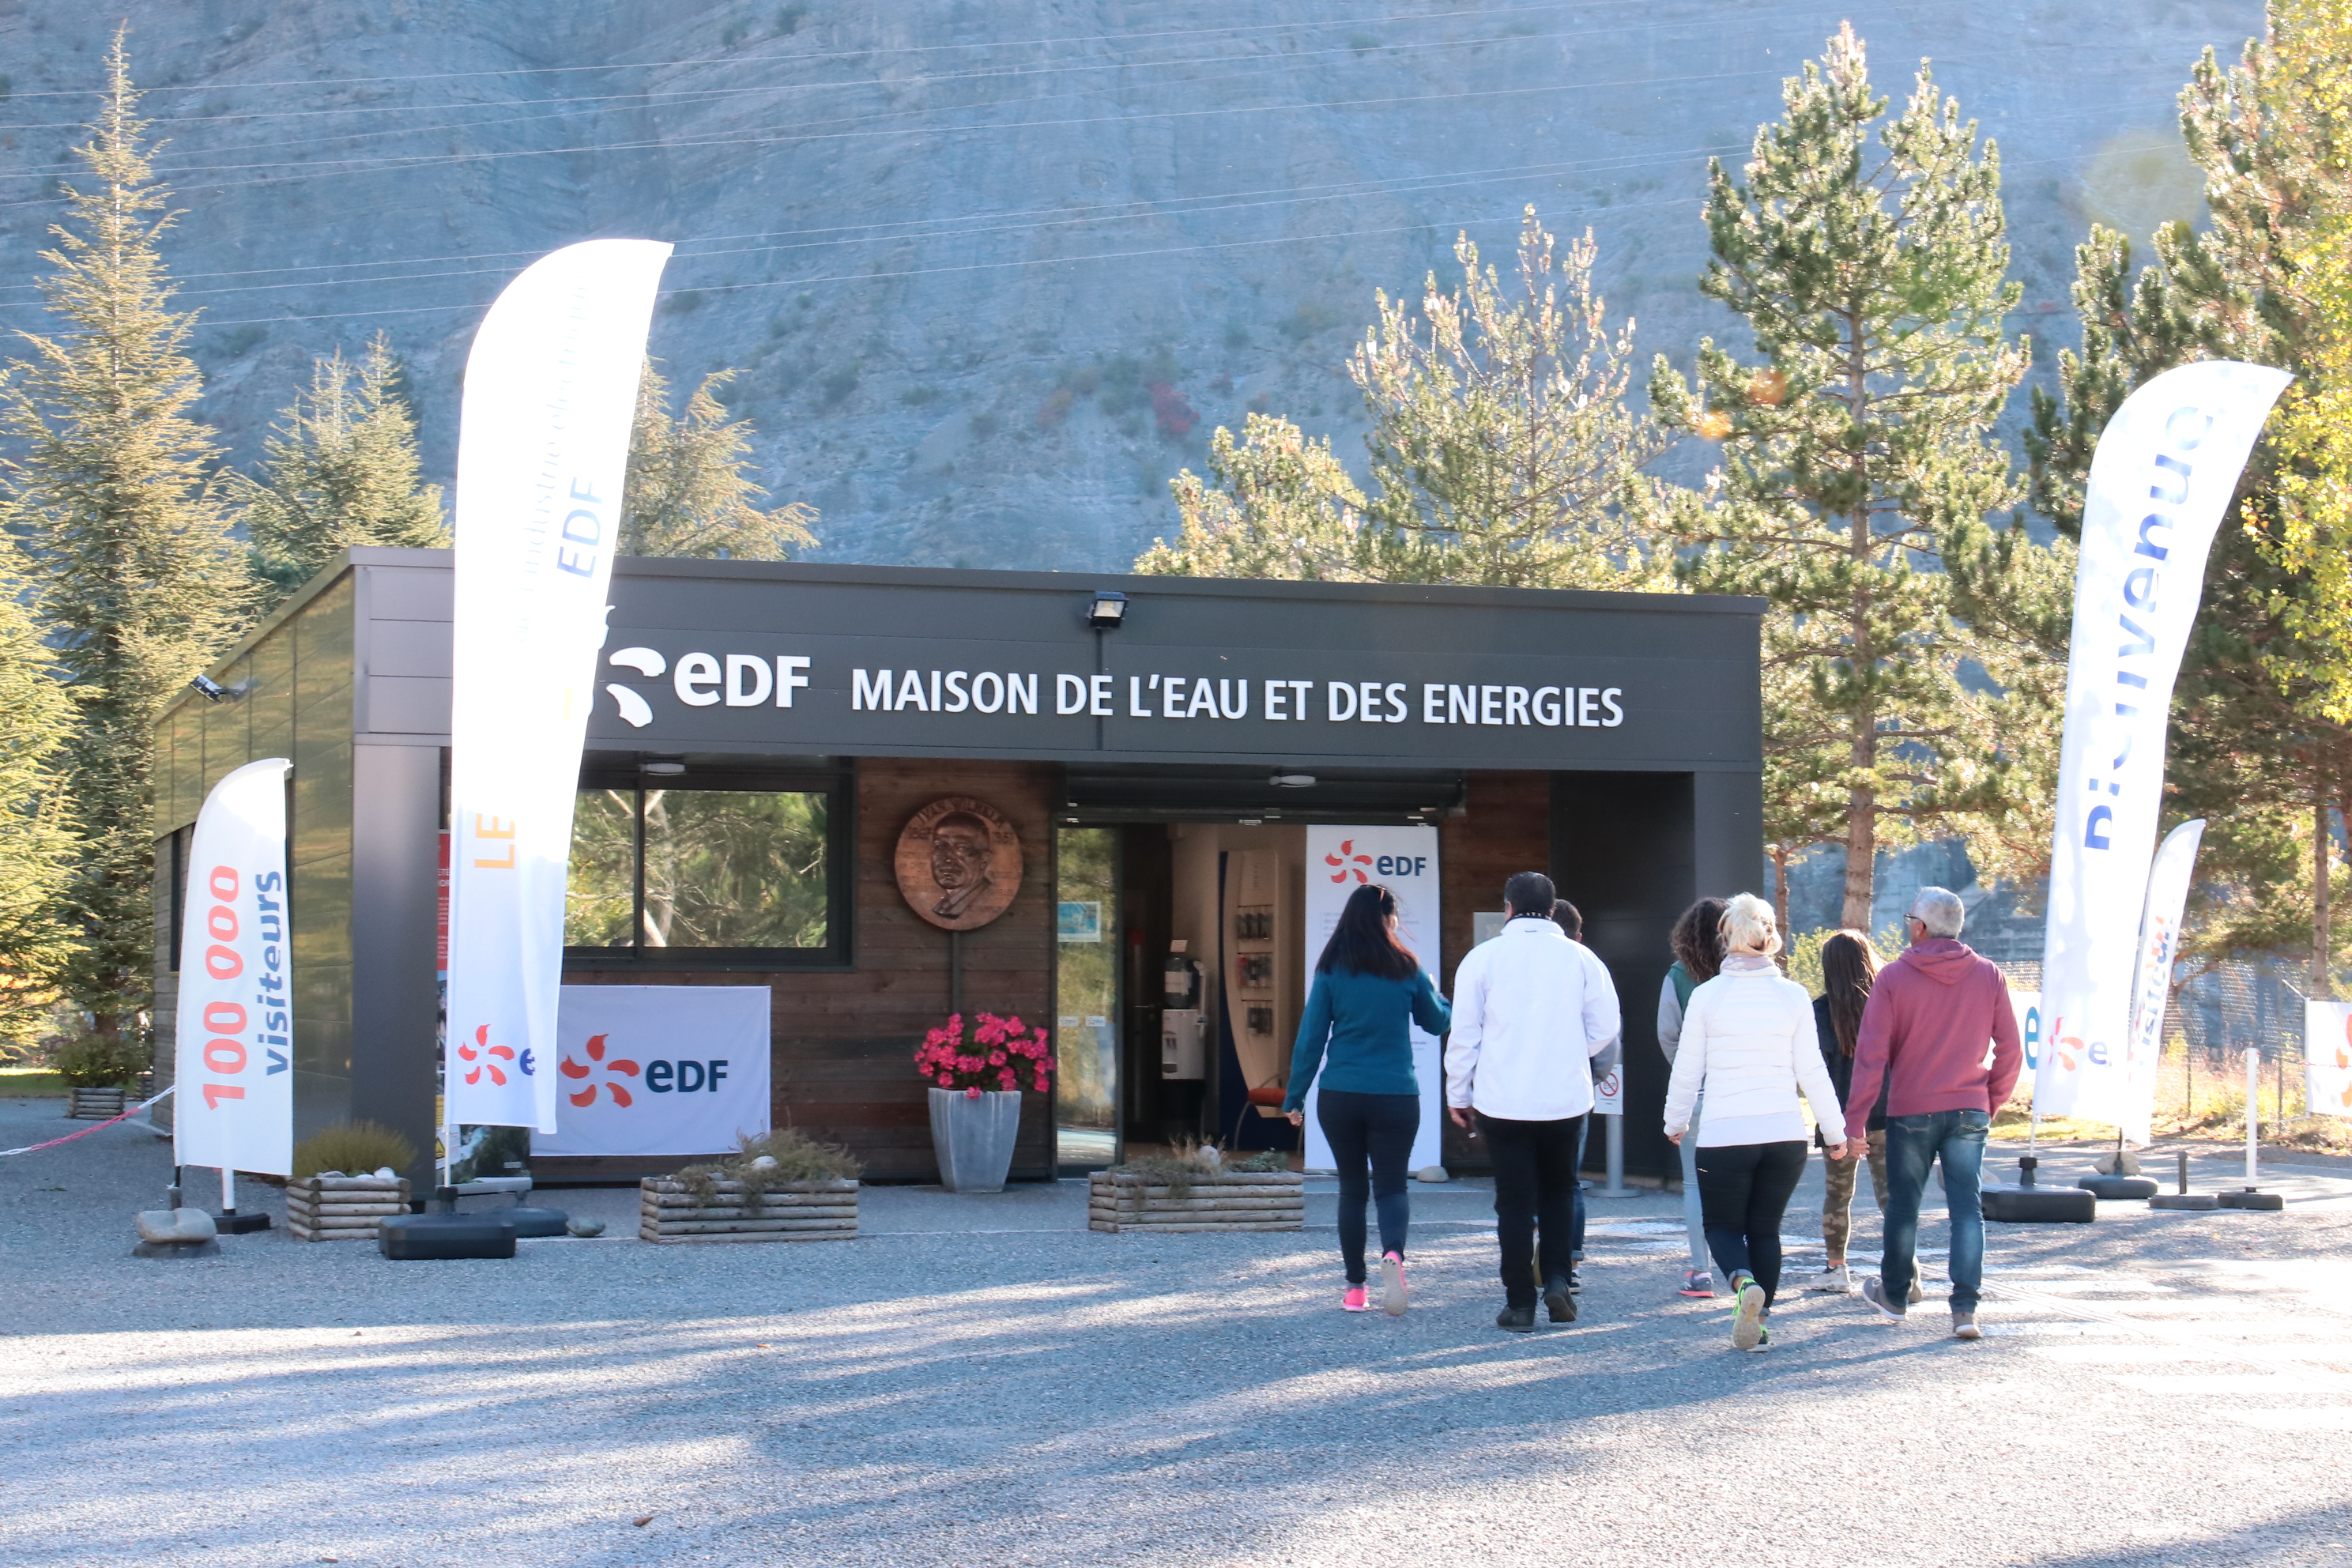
[1601,1114,1627,1197]
[2245,1047,2261,1187]
[220,1166,236,1219]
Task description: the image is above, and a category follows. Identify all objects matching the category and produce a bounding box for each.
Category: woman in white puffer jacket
[1664,894,1854,1352]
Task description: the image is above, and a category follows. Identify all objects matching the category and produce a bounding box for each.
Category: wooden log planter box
[288,1175,413,1242]
[1087,1170,1307,1233]
[638,1178,860,1242]
[66,1086,127,1120]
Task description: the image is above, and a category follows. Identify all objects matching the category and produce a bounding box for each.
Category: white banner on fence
[445,239,673,1134]
[2036,360,2290,1127]
[2306,1001,2352,1121]
[534,987,771,1156]
[173,758,295,1177]
[1300,827,1443,1173]
[2119,819,2206,1143]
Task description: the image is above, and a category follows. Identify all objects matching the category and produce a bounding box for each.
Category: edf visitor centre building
[149,549,1762,1189]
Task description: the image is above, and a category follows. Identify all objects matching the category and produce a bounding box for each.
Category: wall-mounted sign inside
[895,797,1024,931]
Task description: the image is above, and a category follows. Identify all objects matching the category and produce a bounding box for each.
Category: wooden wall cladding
[567,758,1058,1183]
[1436,771,1552,1173]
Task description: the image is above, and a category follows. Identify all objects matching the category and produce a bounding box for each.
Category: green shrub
[54,1035,149,1088]
[292,1120,418,1179]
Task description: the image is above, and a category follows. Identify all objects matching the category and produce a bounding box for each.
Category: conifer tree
[0,542,79,1050]
[2025,1,2352,992]
[1348,209,1670,590]
[619,360,816,560]
[233,331,447,605]
[1137,413,1383,580]
[1648,24,2036,930]
[0,31,247,1036]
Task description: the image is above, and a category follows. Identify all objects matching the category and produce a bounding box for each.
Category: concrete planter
[928,1087,1022,1193]
[1087,1170,1306,1233]
[66,1086,127,1120]
[638,1178,858,1242]
[288,1175,412,1242]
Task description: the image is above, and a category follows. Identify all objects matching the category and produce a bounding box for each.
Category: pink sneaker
[1381,1251,1409,1316]
[1342,1284,1369,1313]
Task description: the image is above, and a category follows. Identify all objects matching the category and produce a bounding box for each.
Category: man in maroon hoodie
[1844,886,2023,1340]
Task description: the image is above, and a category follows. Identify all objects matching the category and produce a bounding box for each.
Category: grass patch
[0,1067,66,1097]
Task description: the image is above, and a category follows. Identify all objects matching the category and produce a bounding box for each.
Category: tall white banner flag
[2305,1000,2352,1121]
[1301,826,1444,1173]
[447,239,673,1133]
[2119,818,2205,1144]
[174,758,295,1176]
[2037,361,2288,1125]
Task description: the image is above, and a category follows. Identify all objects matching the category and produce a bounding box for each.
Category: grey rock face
[133,1207,219,1244]
[0,2,2257,571]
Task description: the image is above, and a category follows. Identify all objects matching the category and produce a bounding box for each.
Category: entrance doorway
[1054,821,1315,1171]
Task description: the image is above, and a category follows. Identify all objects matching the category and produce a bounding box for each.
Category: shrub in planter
[292,1121,419,1181]
[1090,1143,1304,1233]
[641,1129,862,1243]
[914,1012,1054,1193]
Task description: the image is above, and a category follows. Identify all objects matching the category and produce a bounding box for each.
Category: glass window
[1055,827,1119,1168]
[565,778,845,965]
[642,789,828,950]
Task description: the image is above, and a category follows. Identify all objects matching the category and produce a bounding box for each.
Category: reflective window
[566,779,842,963]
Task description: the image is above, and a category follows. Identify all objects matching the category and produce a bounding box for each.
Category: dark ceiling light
[643,757,687,777]
[1269,772,1317,789]
[1085,590,1129,629]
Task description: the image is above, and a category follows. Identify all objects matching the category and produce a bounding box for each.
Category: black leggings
[1694,1140,1809,1307]
[1317,1088,1419,1284]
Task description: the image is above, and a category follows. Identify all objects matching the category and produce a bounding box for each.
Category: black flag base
[379,1212,517,1259]
[2216,1187,2285,1212]
[213,1208,272,1234]
[1981,1156,2096,1223]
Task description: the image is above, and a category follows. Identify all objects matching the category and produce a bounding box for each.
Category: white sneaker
[1808,1264,1853,1294]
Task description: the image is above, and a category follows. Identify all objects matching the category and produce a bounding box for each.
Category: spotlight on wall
[1085,590,1129,629]
[188,674,234,704]
[643,757,687,777]
[1268,773,1317,789]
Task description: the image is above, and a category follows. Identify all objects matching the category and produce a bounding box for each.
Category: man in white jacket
[1446,871,1623,1332]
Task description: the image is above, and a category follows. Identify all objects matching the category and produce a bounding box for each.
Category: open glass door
[1054,827,1120,1169]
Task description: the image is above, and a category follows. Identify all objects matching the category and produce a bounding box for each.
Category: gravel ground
[8,1096,2352,1568]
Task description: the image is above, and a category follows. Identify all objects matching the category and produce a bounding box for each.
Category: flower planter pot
[928,1087,1022,1193]
[638,1178,859,1242]
[288,1175,412,1242]
[66,1086,127,1120]
[1087,1170,1306,1233]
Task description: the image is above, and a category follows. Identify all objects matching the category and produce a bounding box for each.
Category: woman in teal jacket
[1283,883,1451,1315]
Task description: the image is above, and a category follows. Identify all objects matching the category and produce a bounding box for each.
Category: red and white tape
[0,1084,175,1157]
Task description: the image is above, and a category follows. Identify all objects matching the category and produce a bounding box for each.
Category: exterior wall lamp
[1085,591,1129,629]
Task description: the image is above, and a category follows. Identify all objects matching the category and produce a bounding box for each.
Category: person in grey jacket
[1657,896,1726,1298]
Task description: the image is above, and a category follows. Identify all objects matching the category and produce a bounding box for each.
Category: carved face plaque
[895,797,1023,931]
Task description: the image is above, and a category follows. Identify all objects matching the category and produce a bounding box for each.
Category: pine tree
[619,360,816,560]
[1647,24,2037,930]
[0,541,79,1050]
[2025,2,2352,993]
[0,31,247,1036]
[1136,414,1383,580]
[232,330,447,605]
[1348,209,1670,590]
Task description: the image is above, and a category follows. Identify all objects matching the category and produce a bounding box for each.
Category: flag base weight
[2216,1188,2283,1212]
[378,1213,517,1260]
[131,1238,222,1259]
[2076,1174,2159,1200]
[214,1209,271,1234]
[2149,1193,2219,1210]
[1981,1157,2094,1223]
[504,1204,571,1238]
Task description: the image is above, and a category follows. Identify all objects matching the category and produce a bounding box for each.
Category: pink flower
[998,1070,1016,1089]
[965,1086,981,1099]
[989,1051,1006,1066]
[937,1074,953,1087]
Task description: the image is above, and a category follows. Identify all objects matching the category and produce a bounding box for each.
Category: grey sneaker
[1380,1251,1408,1317]
[1909,1276,1926,1306]
[1860,1276,1905,1321]
[1731,1275,1768,1350]
[1951,1311,1982,1340]
[1808,1264,1853,1294]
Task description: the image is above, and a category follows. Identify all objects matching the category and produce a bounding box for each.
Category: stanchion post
[1601,1114,1627,1197]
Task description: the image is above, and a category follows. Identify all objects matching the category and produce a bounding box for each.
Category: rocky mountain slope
[0,0,2255,571]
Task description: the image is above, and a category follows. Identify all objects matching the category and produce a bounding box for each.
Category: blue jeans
[1880,1109,1990,1314]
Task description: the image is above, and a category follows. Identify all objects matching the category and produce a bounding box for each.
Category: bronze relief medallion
[895,797,1023,930]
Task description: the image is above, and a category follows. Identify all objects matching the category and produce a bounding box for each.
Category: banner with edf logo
[1302,825,1443,1173]
[536,986,771,1156]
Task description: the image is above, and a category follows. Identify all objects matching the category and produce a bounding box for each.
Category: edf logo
[1374,856,1428,877]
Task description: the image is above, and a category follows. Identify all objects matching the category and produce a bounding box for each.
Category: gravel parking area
[8,1096,2352,1567]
